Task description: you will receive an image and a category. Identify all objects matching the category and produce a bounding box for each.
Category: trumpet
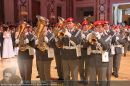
[87,32,97,45]
[57,31,65,38]
[95,41,103,53]
[87,32,103,52]
[55,30,65,48]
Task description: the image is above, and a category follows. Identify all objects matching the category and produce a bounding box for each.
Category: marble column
[114,5,118,25]
[117,9,122,24]
[4,0,14,24]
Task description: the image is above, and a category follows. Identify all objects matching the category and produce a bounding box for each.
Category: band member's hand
[44,36,48,43]
[15,39,19,44]
[128,36,130,41]
[64,31,71,38]
[95,32,101,39]
[24,39,29,43]
[116,37,119,41]
[81,34,85,39]
[25,32,29,36]
[55,38,58,42]
[35,39,38,45]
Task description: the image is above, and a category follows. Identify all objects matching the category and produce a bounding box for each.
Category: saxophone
[36,16,48,51]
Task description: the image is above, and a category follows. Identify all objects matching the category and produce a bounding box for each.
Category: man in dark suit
[0,25,3,58]
[10,25,16,49]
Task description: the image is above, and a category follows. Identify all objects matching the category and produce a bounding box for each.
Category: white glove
[81,34,86,39]
[128,36,130,41]
[35,39,38,45]
[95,32,101,39]
[44,36,48,43]
[15,39,19,44]
[116,37,119,41]
[25,32,29,36]
[64,31,71,38]
[24,39,29,43]
[55,38,58,42]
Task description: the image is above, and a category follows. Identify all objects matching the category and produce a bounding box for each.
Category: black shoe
[55,67,57,69]
[114,74,119,78]
[124,53,126,57]
[36,75,40,78]
[112,72,118,78]
[58,78,64,80]
[112,72,115,76]
[79,81,88,85]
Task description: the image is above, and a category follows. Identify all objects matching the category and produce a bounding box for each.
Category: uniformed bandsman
[79,20,90,84]
[102,21,115,86]
[127,26,130,51]
[16,22,34,85]
[60,17,81,86]
[34,16,54,85]
[53,17,65,80]
[111,26,126,78]
[86,21,111,86]
[122,27,129,56]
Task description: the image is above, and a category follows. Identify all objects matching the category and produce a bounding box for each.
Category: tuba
[35,15,49,51]
[53,17,65,37]
[18,22,28,51]
[53,17,66,48]
[17,22,27,39]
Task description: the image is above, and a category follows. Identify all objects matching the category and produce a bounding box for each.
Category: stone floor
[0,51,130,86]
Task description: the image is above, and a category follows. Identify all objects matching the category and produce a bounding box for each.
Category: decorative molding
[76,0,83,1]
[19,0,29,21]
[99,0,105,4]
[98,0,106,20]
[47,0,55,19]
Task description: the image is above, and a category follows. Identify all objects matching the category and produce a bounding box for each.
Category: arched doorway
[76,7,94,23]
[113,3,130,25]
[0,0,4,24]
[32,0,41,26]
[14,0,19,24]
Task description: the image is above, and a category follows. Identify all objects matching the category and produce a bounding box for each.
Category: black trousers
[18,51,33,85]
[0,46,2,58]
[54,48,63,79]
[113,54,122,75]
[62,59,79,86]
[107,57,113,86]
[36,60,52,86]
[79,58,88,81]
[88,65,107,86]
